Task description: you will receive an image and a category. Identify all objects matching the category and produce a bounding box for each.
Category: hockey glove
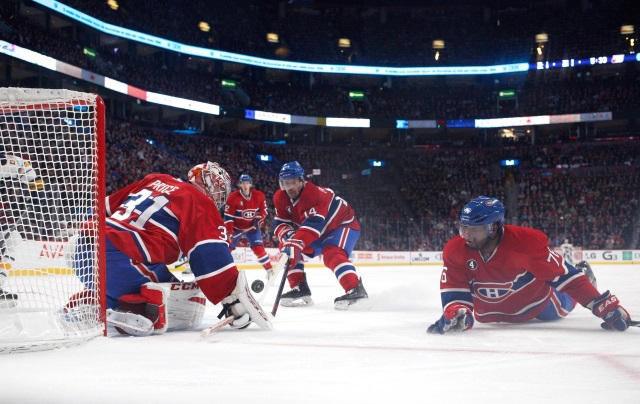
[275,225,295,243]
[281,238,304,269]
[587,290,631,331]
[427,304,474,334]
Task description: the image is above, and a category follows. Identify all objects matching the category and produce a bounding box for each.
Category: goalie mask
[188,162,231,209]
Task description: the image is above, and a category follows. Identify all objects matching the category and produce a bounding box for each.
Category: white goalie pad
[163,281,206,331]
[106,309,155,336]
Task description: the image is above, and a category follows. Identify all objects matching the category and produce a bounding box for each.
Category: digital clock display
[589,56,608,65]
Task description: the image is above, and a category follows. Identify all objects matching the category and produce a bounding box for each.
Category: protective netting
[0,88,105,353]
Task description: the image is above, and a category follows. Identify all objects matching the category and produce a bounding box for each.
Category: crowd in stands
[2,1,640,122]
[99,118,640,251]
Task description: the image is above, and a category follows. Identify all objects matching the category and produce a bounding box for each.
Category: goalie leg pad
[164,281,206,330]
[219,271,272,330]
[140,283,168,334]
[107,309,155,336]
[108,283,168,336]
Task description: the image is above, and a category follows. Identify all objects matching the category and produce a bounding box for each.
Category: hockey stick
[230,226,257,241]
[200,316,235,338]
[271,257,291,317]
[627,320,640,327]
[257,254,289,304]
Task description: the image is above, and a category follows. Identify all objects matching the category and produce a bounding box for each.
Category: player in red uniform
[273,161,368,310]
[74,162,271,335]
[224,174,273,275]
[428,196,633,334]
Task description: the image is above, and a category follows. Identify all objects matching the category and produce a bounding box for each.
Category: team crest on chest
[466,259,479,271]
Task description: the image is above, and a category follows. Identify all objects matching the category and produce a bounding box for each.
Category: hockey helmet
[459,196,505,227]
[279,161,304,182]
[188,161,231,209]
[459,196,504,240]
[238,174,252,184]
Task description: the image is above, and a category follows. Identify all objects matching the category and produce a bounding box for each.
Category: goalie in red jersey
[72,162,272,336]
[224,174,273,276]
[273,161,368,310]
[428,196,633,334]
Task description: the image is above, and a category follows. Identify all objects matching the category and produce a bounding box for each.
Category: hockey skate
[334,278,369,310]
[0,288,18,309]
[576,261,597,289]
[280,276,314,307]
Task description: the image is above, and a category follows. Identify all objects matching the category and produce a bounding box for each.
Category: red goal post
[0,88,106,353]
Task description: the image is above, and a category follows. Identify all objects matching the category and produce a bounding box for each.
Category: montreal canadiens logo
[485,199,495,206]
[242,211,256,219]
[466,259,479,271]
[473,282,514,303]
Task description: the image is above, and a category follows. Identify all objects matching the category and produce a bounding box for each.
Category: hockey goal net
[0,88,106,353]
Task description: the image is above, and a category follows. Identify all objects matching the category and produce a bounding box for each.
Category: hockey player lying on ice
[428,196,633,334]
[72,162,271,335]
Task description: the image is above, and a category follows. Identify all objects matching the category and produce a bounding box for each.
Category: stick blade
[200,316,235,338]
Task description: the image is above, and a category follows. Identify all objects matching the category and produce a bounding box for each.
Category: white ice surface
[3,264,640,404]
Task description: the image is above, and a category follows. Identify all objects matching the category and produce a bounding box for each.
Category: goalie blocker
[106,281,207,336]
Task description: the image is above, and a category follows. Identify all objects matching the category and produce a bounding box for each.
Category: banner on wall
[4,240,640,276]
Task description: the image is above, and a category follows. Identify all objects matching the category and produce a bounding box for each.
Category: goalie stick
[200,315,235,338]
[200,256,289,338]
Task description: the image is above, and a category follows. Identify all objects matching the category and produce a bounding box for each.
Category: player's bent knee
[322,245,349,268]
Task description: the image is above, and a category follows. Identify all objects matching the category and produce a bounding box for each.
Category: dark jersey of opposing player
[224,189,267,234]
[440,225,601,323]
[105,173,237,303]
[273,181,360,247]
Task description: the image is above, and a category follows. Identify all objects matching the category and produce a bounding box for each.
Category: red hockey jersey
[105,173,237,304]
[440,225,600,323]
[224,189,267,234]
[273,181,359,247]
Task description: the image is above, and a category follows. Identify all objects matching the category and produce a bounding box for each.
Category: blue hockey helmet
[238,174,252,183]
[459,196,505,227]
[279,161,304,182]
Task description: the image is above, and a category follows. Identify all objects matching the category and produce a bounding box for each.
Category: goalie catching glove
[587,290,632,331]
[427,304,474,334]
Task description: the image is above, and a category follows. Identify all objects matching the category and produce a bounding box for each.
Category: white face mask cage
[188,162,231,209]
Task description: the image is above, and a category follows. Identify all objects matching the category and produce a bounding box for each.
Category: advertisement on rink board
[4,240,640,275]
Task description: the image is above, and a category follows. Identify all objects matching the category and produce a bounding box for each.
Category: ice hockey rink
[4,263,640,404]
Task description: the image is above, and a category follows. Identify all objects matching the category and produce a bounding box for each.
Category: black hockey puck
[251,279,265,293]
